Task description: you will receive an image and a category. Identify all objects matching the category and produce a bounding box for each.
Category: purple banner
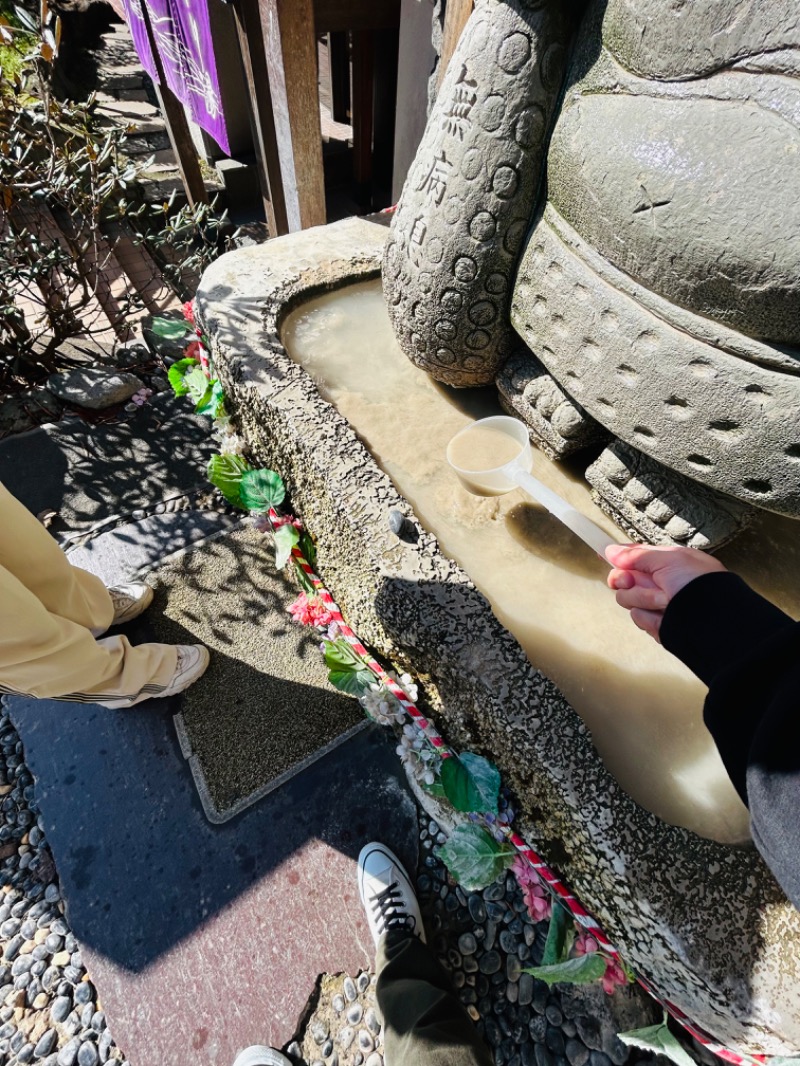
[121,0,230,155]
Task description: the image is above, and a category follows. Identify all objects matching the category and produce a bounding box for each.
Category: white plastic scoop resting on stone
[447,415,617,560]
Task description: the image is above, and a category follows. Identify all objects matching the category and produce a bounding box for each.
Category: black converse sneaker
[358,842,426,947]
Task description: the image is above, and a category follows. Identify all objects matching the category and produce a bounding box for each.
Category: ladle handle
[512,470,616,561]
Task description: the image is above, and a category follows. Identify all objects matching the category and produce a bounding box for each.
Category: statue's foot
[586,439,754,550]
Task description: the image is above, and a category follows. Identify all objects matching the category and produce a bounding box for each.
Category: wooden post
[258,0,326,232]
[437,0,473,89]
[138,2,208,207]
[371,27,399,210]
[230,0,289,235]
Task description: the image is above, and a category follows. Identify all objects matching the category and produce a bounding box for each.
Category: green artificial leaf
[617,1021,697,1066]
[150,315,191,340]
[525,953,606,987]
[328,668,374,696]
[239,468,286,512]
[273,522,300,570]
[293,559,316,596]
[422,776,447,799]
[166,357,198,397]
[299,529,317,568]
[436,825,515,892]
[323,638,364,673]
[542,902,572,967]
[184,365,211,406]
[440,752,501,814]
[207,453,250,508]
[195,378,225,418]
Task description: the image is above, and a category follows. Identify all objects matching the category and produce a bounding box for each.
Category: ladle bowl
[447,415,617,559]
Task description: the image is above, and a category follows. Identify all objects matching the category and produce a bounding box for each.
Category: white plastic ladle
[446,415,617,560]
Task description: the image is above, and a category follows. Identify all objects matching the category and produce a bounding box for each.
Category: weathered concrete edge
[196,216,800,1053]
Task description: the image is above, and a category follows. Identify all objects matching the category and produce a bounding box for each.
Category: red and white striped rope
[269,510,768,1066]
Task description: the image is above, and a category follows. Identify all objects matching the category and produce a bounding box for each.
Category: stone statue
[383,0,800,549]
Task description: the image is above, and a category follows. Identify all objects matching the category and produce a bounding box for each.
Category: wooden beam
[259,0,326,231]
[314,0,400,34]
[437,0,473,89]
[371,27,399,210]
[138,1,208,208]
[230,0,289,235]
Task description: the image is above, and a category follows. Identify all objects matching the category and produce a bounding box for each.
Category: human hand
[604,543,727,642]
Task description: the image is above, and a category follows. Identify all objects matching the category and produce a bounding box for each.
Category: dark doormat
[148,523,367,822]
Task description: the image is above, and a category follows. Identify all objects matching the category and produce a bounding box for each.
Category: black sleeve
[660,571,800,908]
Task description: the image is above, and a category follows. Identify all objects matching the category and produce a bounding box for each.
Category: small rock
[478,951,502,975]
[365,1055,383,1066]
[74,983,94,1006]
[47,370,143,411]
[33,1028,58,1058]
[468,896,487,923]
[18,1042,36,1064]
[364,1007,380,1036]
[77,1041,99,1066]
[338,1027,354,1051]
[458,932,477,956]
[321,1040,333,1058]
[32,992,49,1010]
[358,1030,374,1054]
[331,994,345,1013]
[310,1020,329,1046]
[567,1039,590,1066]
[357,972,370,993]
[50,996,71,1024]
[346,1003,363,1025]
[545,1005,563,1027]
[57,1039,80,1066]
[343,976,357,1003]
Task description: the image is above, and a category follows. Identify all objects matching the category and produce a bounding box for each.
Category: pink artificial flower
[182,300,195,325]
[287,592,333,629]
[602,958,629,995]
[574,931,599,956]
[513,857,552,923]
[184,339,202,362]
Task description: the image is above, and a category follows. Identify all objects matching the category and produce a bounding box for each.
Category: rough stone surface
[496,350,608,460]
[197,216,800,1054]
[382,0,573,386]
[586,441,755,551]
[46,369,142,411]
[0,390,63,438]
[513,208,800,518]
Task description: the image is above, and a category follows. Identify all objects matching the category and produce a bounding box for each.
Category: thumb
[604,543,675,573]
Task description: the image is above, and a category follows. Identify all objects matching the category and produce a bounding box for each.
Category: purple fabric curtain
[121,0,231,155]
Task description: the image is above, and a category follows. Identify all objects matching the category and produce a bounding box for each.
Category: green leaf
[150,315,191,340]
[328,668,374,696]
[195,378,225,418]
[524,953,606,987]
[293,559,316,596]
[436,825,515,892]
[207,453,250,508]
[273,522,300,569]
[617,1021,697,1066]
[542,903,572,967]
[299,529,317,569]
[440,752,501,814]
[240,468,286,512]
[166,357,198,397]
[422,776,447,799]
[323,638,364,673]
[184,365,211,406]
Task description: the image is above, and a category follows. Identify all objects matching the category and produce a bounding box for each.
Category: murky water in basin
[282,279,799,844]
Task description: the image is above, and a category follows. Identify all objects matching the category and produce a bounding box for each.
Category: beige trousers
[0,482,176,706]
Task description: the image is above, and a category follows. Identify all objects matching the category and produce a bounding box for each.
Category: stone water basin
[197,216,800,1054]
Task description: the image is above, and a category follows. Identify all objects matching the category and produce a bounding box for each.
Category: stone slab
[3,687,417,1066]
[0,393,217,544]
[146,525,367,821]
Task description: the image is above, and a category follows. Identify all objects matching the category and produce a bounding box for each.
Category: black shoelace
[370,880,416,935]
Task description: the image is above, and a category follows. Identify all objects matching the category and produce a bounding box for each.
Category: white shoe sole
[232,1047,291,1066]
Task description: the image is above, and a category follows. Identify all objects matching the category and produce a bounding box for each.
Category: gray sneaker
[160,645,211,699]
[358,842,425,947]
[91,583,155,637]
[232,1049,291,1066]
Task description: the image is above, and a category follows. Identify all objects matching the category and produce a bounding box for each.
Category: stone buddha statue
[383,0,800,549]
